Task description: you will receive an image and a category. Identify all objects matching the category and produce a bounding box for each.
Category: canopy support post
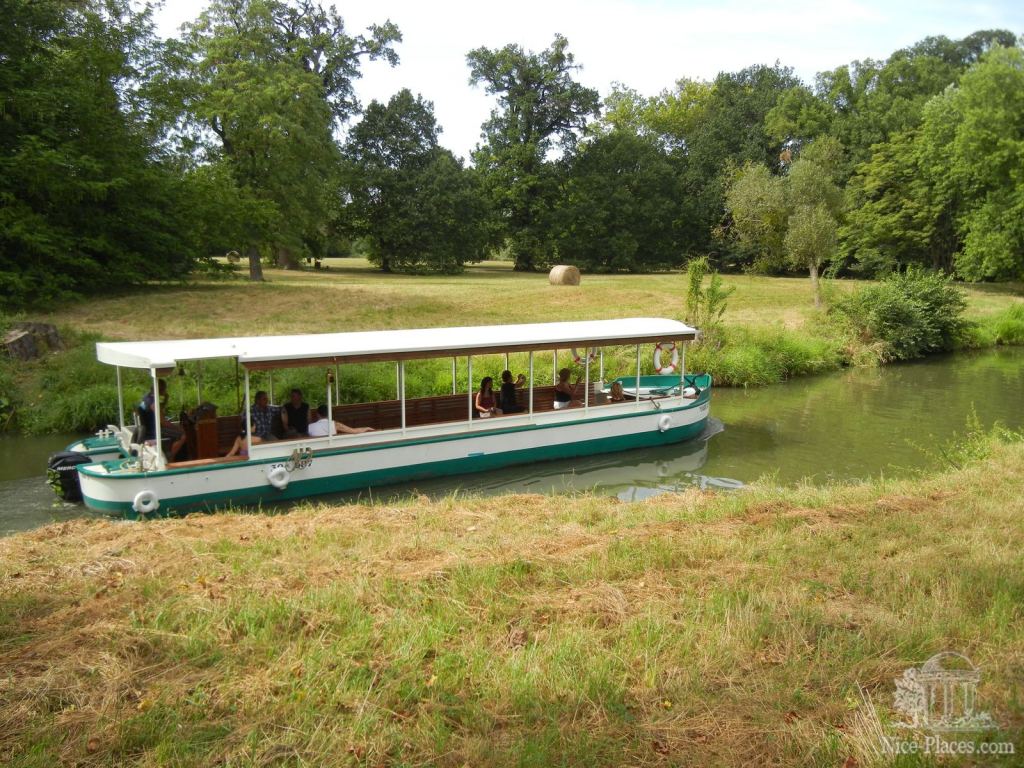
[268,370,274,405]
[399,361,407,435]
[467,356,473,424]
[151,368,165,470]
[197,361,203,405]
[584,355,590,413]
[115,366,124,431]
[599,350,604,387]
[528,351,534,417]
[335,364,340,403]
[244,366,253,453]
[326,368,333,447]
[451,357,457,394]
[635,344,641,410]
[680,341,686,403]
[552,350,557,384]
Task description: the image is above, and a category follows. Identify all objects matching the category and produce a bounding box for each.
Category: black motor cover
[46,451,93,502]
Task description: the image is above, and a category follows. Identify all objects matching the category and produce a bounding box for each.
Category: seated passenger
[225,425,262,458]
[140,379,187,460]
[609,381,626,402]
[249,390,279,442]
[281,388,310,436]
[554,368,579,410]
[475,376,501,417]
[498,370,525,414]
[307,404,374,436]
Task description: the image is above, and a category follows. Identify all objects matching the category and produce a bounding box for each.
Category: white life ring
[653,342,679,374]
[132,489,159,515]
[571,347,598,364]
[267,465,290,490]
[657,414,672,433]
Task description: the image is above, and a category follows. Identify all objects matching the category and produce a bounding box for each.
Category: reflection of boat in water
[353,419,740,503]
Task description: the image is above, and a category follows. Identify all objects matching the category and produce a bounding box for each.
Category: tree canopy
[0,0,200,309]
[174,0,400,278]
[342,90,490,274]
[467,34,600,271]
[0,10,1020,311]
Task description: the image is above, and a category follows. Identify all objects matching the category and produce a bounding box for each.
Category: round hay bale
[548,265,581,286]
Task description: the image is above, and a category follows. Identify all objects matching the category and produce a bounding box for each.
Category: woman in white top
[307,405,374,436]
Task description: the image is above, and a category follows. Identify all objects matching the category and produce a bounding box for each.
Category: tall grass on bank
[1,434,1022,766]
[960,303,1024,349]
[2,269,1021,434]
[689,326,845,386]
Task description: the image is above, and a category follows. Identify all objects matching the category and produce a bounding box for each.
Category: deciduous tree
[175,0,400,280]
[0,0,200,309]
[555,131,682,272]
[342,90,490,273]
[467,34,599,271]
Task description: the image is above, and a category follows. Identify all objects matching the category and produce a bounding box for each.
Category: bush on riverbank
[830,269,968,362]
[1,433,1022,766]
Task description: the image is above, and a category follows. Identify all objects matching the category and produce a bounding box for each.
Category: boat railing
[164,379,712,467]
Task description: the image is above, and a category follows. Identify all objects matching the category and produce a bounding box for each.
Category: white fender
[653,342,679,375]
[657,414,672,433]
[570,347,598,365]
[267,465,290,490]
[132,489,159,515]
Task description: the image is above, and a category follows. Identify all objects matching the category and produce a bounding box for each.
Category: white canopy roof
[95,317,697,370]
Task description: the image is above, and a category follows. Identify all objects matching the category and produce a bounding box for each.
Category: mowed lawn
[39,259,1023,341]
[1,440,1022,766]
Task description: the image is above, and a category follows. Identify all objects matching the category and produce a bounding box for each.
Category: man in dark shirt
[281,388,310,436]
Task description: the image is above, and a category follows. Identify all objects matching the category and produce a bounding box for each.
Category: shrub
[830,269,967,361]
[684,256,734,346]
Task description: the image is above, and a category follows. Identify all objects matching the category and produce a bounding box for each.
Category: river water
[1,348,1021,534]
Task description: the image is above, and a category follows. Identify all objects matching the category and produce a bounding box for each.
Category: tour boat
[51,318,712,517]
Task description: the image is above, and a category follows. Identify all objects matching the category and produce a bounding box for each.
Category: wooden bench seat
[332,384,600,431]
[168,455,246,469]
[185,384,605,458]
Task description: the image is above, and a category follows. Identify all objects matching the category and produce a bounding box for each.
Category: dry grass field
[40,258,1021,342]
[1,436,1023,766]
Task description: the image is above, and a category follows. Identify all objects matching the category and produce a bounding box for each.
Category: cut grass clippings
[1,438,1023,766]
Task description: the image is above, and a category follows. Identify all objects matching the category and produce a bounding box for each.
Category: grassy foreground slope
[2,440,1022,766]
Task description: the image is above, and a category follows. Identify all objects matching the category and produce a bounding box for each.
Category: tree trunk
[809,263,821,309]
[511,236,536,272]
[276,246,298,269]
[247,244,264,282]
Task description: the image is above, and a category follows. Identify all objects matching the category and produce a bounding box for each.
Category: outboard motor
[46,451,93,502]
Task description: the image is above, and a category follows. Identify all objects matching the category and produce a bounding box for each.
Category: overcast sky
[155,0,1023,160]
